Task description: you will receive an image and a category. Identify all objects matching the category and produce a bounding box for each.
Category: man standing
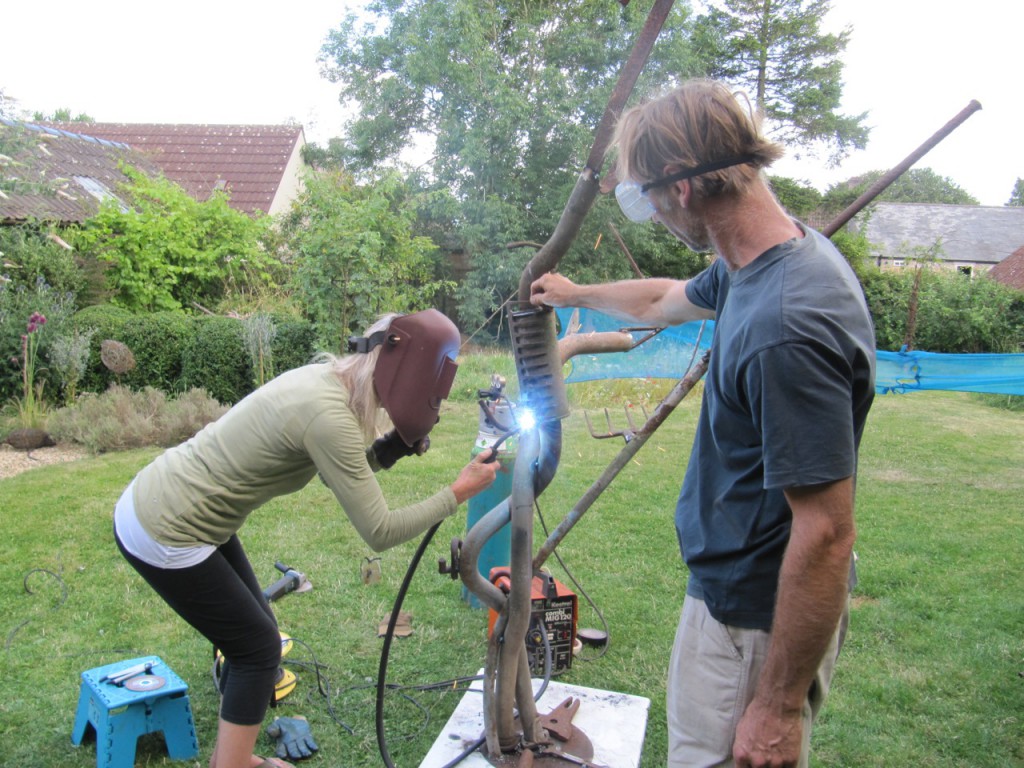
[530,79,875,767]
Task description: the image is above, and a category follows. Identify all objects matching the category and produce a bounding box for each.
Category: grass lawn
[1,382,1021,767]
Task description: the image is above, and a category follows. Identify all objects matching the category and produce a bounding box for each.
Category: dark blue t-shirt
[681,223,875,630]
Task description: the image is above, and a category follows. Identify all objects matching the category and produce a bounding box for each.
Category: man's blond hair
[613,79,784,203]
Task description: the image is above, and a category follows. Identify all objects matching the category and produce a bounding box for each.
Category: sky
[2,0,1021,205]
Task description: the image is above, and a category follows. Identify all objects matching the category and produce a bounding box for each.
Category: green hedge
[273,317,320,373]
[180,316,250,404]
[122,312,193,393]
[73,304,135,394]
[69,307,317,405]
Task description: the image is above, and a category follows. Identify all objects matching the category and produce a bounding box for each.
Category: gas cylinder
[463,374,516,609]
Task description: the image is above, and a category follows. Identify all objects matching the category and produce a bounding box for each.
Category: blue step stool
[71,655,199,768]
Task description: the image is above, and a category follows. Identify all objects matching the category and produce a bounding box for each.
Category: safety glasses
[614,153,757,223]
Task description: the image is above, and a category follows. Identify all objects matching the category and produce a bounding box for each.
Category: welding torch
[482,428,519,463]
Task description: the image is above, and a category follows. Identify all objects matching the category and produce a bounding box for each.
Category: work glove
[266,716,319,760]
[371,430,429,469]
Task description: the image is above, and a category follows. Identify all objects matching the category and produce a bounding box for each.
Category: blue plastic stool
[71,655,199,768]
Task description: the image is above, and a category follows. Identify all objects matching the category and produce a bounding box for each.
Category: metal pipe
[495,425,540,749]
[460,415,563,611]
[467,418,562,753]
[482,611,505,755]
[822,99,982,237]
[460,499,511,613]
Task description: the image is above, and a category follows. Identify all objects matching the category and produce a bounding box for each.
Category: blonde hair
[319,313,400,443]
[613,79,785,204]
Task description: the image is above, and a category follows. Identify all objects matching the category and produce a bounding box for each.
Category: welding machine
[487,567,578,676]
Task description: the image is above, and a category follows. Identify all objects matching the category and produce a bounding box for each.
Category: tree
[317,0,698,331]
[693,0,868,164]
[31,108,94,123]
[280,170,453,349]
[768,175,822,218]
[1007,178,1024,207]
[821,167,979,213]
[72,167,278,312]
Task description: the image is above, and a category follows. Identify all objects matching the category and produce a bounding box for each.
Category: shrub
[46,327,96,405]
[862,268,1024,353]
[159,387,230,443]
[120,311,192,393]
[272,317,318,374]
[72,304,134,393]
[47,385,227,453]
[180,315,251,404]
[0,225,85,299]
[71,167,277,312]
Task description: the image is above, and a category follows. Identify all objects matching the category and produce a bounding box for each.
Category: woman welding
[113,309,499,768]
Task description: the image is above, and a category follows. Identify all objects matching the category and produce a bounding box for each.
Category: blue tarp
[555,309,1024,396]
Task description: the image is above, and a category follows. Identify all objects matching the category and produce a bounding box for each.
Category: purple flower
[26,311,47,333]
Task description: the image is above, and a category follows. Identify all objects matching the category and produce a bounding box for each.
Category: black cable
[285,636,356,735]
[535,500,611,661]
[375,520,443,768]
[5,568,68,651]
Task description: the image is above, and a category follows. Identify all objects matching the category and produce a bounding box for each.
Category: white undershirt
[114,481,216,569]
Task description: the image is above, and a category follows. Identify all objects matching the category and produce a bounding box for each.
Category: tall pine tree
[693,0,869,164]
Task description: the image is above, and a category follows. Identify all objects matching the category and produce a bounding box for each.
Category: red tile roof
[987,245,1024,291]
[44,123,305,215]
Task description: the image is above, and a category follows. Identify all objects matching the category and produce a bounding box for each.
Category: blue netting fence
[555,309,1024,396]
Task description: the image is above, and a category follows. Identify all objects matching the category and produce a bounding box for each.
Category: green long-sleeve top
[131,363,456,552]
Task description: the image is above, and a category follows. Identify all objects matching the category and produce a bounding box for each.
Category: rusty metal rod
[517,0,677,301]
[822,99,982,237]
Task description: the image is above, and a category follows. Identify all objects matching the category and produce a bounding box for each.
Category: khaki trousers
[666,595,846,767]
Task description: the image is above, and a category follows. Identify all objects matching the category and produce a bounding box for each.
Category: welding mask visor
[364,310,460,446]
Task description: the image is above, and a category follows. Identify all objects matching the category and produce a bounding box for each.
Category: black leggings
[114,528,281,725]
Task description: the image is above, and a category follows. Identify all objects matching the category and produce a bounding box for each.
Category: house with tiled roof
[851,202,1024,276]
[987,246,1024,291]
[43,122,307,217]
[0,119,162,224]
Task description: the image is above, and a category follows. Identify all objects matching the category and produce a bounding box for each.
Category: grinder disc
[125,674,166,692]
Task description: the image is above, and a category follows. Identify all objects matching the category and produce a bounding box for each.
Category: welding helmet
[348,309,460,446]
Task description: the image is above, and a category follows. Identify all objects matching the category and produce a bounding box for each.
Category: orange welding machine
[487,567,578,676]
